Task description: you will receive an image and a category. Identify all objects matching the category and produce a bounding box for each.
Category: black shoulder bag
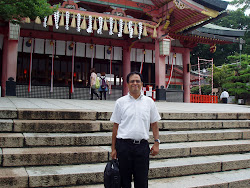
[104,159,121,188]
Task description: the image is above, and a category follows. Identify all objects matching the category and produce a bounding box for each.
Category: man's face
[128,74,143,95]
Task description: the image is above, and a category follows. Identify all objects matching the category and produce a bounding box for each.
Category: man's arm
[111,123,119,159]
[150,122,159,156]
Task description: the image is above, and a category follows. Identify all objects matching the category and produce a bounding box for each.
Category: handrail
[190,94,218,103]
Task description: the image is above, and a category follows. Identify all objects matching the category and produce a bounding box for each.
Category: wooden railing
[190,94,218,103]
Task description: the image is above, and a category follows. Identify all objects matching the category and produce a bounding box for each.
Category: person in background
[90,68,99,100]
[220,89,229,103]
[110,71,161,188]
[98,72,109,100]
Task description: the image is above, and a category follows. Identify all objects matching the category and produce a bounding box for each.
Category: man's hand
[111,149,117,159]
[150,142,159,156]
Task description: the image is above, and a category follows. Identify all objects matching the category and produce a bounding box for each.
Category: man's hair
[126,71,143,83]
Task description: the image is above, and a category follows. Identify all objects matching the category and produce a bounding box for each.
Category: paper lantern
[159,38,171,56]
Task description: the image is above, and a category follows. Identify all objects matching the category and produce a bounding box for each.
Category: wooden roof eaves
[190,30,243,43]
[169,32,231,45]
[58,8,158,28]
[78,0,159,17]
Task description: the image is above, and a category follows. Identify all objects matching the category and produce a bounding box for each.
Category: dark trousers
[116,138,150,188]
[99,91,107,100]
[222,98,228,103]
[90,87,99,100]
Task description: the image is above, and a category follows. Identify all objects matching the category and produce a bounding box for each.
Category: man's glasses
[129,80,141,84]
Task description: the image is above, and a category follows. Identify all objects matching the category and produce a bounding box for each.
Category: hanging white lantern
[76,13,81,32]
[86,15,93,33]
[138,22,143,39]
[128,21,133,38]
[54,11,60,29]
[109,17,114,35]
[43,16,47,28]
[97,16,103,34]
[118,19,123,37]
[65,11,70,30]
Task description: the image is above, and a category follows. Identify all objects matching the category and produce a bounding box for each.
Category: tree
[191,85,212,95]
[191,10,250,66]
[230,0,250,12]
[0,0,57,23]
[222,54,250,101]
[213,64,232,91]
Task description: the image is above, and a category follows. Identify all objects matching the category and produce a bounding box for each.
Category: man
[110,71,161,188]
[220,89,229,103]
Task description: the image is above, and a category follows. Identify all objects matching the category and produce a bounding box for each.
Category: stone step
[158,119,250,131]
[1,146,108,167]
[1,119,248,133]
[1,129,250,148]
[102,140,250,159]
[160,112,250,120]
[0,109,249,120]
[82,168,250,188]
[1,129,249,148]
[1,153,249,187]
[1,140,250,167]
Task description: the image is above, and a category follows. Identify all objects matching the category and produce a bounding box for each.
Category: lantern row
[25,11,158,39]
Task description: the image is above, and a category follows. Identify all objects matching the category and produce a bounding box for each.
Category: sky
[225,0,250,16]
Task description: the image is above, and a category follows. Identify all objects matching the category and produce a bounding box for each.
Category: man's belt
[117,138,147,144]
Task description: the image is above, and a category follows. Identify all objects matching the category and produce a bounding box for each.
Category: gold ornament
[59,12,64,26]
[47,15,53,26]
[133,22,138,35]
[113,19,118,33]
[81,15,87,29]
[93,17,97,30]
[71,14,76,28]
[35,17,41,24]
[142,24,148,36]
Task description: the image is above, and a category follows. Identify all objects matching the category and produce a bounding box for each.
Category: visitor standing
[110,71,161,188]
[98,72,109,100]
[220,89,229,103]
[90,68,99,100]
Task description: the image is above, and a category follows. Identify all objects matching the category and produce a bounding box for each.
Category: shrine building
[0,0,244,102]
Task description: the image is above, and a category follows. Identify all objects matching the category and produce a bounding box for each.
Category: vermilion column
[155,30,166,89]
[183,48,191,103]
[1,36,18,96]
[122,45,131,95]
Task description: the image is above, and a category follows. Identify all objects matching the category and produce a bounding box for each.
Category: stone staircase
[0,109,249,188]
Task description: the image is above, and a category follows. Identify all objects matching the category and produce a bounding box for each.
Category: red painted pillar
[183,48,191,103]
[1,36,18,96]
[122,45,131,95]
[155,30,166,89]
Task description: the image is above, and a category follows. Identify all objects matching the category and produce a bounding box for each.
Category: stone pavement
[0,97,249,113]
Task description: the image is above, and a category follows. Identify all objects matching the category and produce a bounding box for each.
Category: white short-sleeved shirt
[110,93,161,140]
[90,72,97,85]
[220,91,229,99]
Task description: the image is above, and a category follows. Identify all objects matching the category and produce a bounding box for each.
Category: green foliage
[0,0,57,22]
[213,64,233,89]
[230,0,250,12]
[191,85,212,95]
[214,54,250,100]
[191,10,250,66]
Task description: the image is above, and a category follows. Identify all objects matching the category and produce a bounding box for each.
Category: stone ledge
[17,109,97,120]
[0,133,24,147]
[0,168,28,188]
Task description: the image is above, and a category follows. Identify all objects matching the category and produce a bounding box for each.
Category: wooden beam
[20,28,155,49]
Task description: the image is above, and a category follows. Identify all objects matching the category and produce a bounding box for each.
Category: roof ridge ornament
[174,0,188,9]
